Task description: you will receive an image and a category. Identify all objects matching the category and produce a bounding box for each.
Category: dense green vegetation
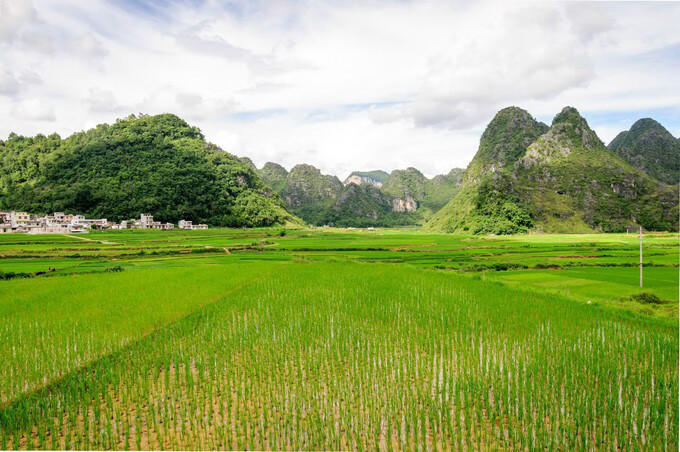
[0,229,677,450]
[428,107,547,234]
[379,167,463,216]
[257,162,289,194]
[469,177,533,234]
[0,114,294,227]
[464,106,548,177]
[429,107,678,234]
[280,163,343,211]
[517,107,678,232]
[381,167,428,200]
[238,156,257,170]
[271,163,352,226]
[608,118,680,185]
[326,184,419,227]
[256,162,461,227]
[419,168,465,215]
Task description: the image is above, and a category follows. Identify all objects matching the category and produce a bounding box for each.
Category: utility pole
[639,226,643,288]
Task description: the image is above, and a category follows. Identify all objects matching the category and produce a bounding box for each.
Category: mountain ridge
[3,109,675,233]
[607,118,680,185]
[254,161,463,226]
[428,106,678,234]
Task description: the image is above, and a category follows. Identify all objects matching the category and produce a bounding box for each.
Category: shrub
[630,292,669,305]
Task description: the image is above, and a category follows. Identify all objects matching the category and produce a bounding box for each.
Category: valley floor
[0,228,677,449]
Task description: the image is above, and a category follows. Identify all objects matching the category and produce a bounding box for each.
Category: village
[0,211,208,234]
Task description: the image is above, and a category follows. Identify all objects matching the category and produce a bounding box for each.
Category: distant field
[0,229,677,449]
[1,228,676,320]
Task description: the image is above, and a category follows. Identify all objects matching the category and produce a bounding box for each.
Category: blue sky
[0,0,678,178]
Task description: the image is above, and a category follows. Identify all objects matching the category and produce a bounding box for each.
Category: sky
[1,0,679,179]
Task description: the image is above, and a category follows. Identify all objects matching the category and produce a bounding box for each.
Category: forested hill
[428,106,678,234]
[608,118,680,185]
[255,161,464,227]
[0,114,297,227]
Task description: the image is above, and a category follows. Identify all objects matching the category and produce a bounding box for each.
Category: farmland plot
[1,262,676,450]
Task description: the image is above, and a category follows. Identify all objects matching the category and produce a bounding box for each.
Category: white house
[72,217,108,228]
[178,220,208,230]
[140,214,155,228]
[8,211,31,227]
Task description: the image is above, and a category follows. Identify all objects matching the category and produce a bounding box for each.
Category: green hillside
[464,106,549,179]
[275,164,341,224]
[381,167,428,202]
[258,162,289,194]
[282,164,343,207]
[326,183,417,227]
[608,118,680,185]
[259,163,418,226]
[0,114,296,227]
[253,161,463,226]
[428,107,548,234]
[429,107,678,234]
[421,168,465,215]
[239,156,257,171]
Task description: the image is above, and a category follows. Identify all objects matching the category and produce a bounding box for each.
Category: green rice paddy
[0,228,677,449]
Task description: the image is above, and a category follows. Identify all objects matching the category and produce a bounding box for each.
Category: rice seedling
[1,261,676,450]
[0,263,280,405]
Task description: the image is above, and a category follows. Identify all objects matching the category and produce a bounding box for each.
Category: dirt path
[65,234,120,245]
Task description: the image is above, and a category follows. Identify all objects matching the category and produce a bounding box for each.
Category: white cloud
[0,70,21,96]
[0,0,678,176]
[409,2,598,129]
[0,0,39,43]
[11,98,55,121]
[207,108,481,179]
[18,69,42,85]
[85,88,126,113]
[72,32,108,58]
